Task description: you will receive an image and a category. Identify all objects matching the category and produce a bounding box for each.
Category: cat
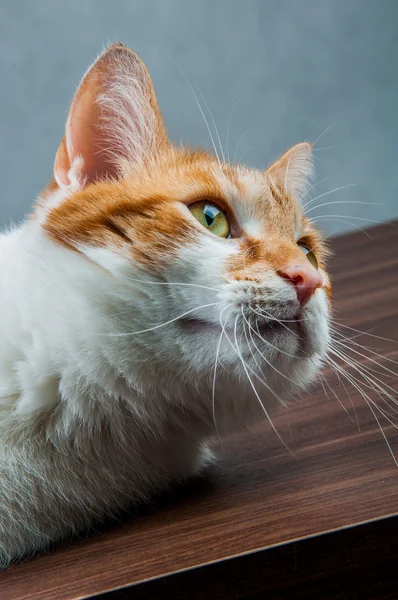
[0,43,331,567]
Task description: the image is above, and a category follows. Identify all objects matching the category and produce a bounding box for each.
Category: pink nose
[278,261,323,306]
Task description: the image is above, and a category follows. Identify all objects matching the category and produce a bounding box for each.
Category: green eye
[298,242,318,269]
[188,200,230,238]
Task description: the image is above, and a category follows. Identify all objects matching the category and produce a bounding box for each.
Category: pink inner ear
[56,69,119,187]
[54,66,117,188]
[53,44,168,189]
[67,72,119,184]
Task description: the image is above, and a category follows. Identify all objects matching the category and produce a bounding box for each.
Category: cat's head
[41,44,331,430]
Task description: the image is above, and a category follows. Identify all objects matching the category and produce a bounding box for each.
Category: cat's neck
[0,216,263,439]
[0,221,142,412]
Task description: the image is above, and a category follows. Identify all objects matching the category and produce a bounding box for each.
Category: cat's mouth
[179,318,219,333]
[179,315,303,338]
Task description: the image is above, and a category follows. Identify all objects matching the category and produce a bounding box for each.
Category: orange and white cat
[0,44,331,566]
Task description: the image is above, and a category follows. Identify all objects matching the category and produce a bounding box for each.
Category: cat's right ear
[54,43,168,189]
[265,142,313,199]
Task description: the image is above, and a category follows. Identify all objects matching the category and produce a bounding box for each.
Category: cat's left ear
[54,43,168,189]
[265,142,313,199]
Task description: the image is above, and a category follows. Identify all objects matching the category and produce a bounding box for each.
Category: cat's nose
[278,261,323,306]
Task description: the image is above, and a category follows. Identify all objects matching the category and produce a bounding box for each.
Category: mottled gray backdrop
[1,0,397,235]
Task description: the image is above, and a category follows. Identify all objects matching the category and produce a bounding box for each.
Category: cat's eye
[298,242,318,269]
[188,200,230,239]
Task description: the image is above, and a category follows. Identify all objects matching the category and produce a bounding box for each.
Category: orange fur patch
[44,148,234,269]
[41,42,331,300]
[225,188,332,301]
[43,145,331,300]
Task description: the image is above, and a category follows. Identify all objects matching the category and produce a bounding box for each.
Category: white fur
[0,179,330,566]
[0,46,329,568]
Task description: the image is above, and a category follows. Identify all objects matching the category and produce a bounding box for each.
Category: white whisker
[323,373,354,422]
[249,306,297,333]
[312,122,337,147]
[305,200,379,216]
[104,302,220,337]
[241,313,290,401]
[333,321,398,347]
[194,81,226,162]
[299,178,329,204]
[303,184,357,211]
[226,97,241,163]
[212,304,233,439]
[232,315,293,454]
[242,308,300,372]
[332,332,398,372]
[311,214,393,227]
[238,146,256,164]
[178,65,222,167]
[329,346,398,407]
[324,218,374,239]
[233,128,249,163]
[312,146,335,152]
[330,361,361,430]
[328,359,398,466]
[125,277,221,293]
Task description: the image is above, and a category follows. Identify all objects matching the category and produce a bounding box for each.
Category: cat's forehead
[215,164,299,238]
[145,149,301,239]
[123,151,303,243]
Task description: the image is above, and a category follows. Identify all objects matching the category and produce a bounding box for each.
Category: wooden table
[1,222,398,600]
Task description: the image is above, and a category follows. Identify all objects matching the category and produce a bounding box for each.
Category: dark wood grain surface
[106,517,398,600]
[1,222,397,600]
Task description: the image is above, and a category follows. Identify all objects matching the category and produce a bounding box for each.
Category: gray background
[1,0,397,236]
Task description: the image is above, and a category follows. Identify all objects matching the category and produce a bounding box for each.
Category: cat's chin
[178,306,327,361]
[250,318,325,360]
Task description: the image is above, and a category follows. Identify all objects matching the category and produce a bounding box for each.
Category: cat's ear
[54,43,168,189]
[265,142,313,199]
